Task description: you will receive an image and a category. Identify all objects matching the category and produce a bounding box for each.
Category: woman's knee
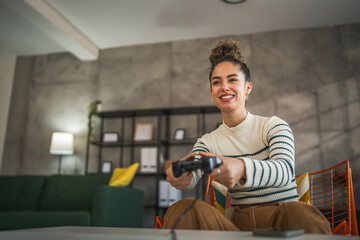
[165,198,194,218]
[282,201,331,234]
[163,199,215,229]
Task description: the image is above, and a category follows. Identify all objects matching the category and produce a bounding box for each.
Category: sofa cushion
[92,185,144,227]
[0,211,90,230]
[39,174,110,211]
[0,176,46,211]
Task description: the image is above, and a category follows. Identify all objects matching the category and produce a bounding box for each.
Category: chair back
[306,160,358,236]
[204,176,216,206]
[205,160,358,236]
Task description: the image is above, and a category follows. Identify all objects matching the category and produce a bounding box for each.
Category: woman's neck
[221,107,248,127]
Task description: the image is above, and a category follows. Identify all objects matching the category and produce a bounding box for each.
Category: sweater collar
[220,112,254,136]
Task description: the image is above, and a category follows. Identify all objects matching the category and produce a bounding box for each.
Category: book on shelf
[140,147,157,173]
[169,183,182,206]
[140,147,164,173]
[158,180,169,207]
[158,180,182,207]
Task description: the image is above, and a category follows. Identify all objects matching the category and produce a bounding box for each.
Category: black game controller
[172,156,223,178]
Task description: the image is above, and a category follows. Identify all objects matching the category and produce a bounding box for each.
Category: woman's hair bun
[209,39,244,67]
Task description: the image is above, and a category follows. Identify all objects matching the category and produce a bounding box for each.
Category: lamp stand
[58,154,63,174]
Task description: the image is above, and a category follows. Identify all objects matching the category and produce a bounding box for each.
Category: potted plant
[87,100,102,141]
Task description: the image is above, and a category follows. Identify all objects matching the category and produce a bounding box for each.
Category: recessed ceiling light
[222,0,247,4]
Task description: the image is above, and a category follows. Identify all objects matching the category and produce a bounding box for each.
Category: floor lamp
[50,132,74,174]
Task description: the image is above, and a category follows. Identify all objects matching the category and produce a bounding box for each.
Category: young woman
[164,39,330,234]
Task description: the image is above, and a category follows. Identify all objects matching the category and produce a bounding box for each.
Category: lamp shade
[50,132,74,155]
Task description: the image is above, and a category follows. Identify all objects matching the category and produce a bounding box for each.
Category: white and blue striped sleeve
[241,118,295,188]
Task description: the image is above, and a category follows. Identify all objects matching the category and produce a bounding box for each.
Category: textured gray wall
[2,23,360,226]
[0,56,16,172]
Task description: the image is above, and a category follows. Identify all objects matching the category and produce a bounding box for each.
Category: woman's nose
[221,83,229,91]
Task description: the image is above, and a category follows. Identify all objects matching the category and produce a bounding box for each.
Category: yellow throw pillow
[295,172,312,205]
[109,163,139,187]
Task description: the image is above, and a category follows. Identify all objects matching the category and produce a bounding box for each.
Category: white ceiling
[1,0,360,60]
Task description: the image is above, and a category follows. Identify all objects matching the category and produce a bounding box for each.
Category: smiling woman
[209,61,252,122]
[208,40,253,124]
[163,39,331,234]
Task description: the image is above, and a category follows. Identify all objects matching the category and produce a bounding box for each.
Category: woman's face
[210,61,253,113]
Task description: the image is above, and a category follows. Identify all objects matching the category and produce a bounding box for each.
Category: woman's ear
[245,82,253,96]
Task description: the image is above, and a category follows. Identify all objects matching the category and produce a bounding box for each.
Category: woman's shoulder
[251,113,289,126]
[250,113,293,144]
[250,113,292,137]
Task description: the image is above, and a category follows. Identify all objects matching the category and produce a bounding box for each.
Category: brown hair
[209,39,250,83]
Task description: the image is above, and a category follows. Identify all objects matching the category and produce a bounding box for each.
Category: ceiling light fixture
[222,0,247,4]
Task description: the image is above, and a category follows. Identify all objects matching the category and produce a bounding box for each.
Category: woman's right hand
[166,152,196,189]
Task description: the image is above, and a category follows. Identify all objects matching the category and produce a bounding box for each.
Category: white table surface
[0,226,358,240]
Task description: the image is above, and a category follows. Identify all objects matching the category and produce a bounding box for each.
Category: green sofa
[0,174,144,230]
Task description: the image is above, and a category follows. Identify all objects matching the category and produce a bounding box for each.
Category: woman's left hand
[198,152,246,188]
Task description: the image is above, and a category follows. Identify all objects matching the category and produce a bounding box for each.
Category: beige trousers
[163,198,331,234]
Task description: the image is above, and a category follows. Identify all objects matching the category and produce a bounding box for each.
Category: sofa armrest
[92,185,144,228]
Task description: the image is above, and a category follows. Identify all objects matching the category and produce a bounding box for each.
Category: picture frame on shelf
[134,123,153,141]
[174,128,186,140]
[102,132,119,142]
[101,161,113,173]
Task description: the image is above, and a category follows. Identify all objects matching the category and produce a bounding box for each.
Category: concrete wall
[2,23,360,225]
[0,56,16,172]
[2,54,98,175]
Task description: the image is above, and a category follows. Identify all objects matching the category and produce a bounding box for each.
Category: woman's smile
[219,94,235,102]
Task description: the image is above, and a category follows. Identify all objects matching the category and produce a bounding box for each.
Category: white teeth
[220,95,233,99]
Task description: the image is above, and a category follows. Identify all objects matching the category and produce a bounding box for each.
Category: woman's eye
[212,81,220,85]
[229,78,237,82]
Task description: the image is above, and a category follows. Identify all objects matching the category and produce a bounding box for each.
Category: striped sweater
[187,112,299,206]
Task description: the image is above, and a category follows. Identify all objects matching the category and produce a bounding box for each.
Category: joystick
[172,156,222,178]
